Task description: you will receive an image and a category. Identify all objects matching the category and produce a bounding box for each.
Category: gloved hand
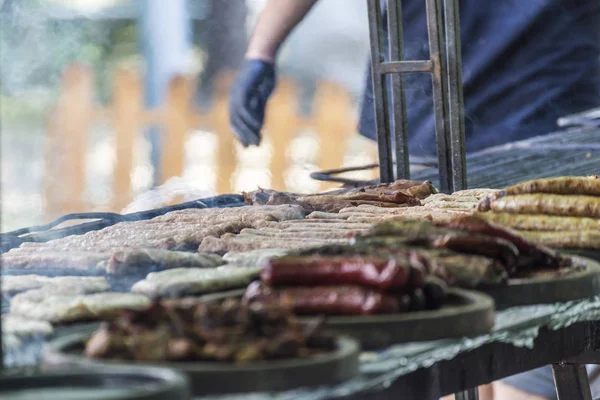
[229,60,277,147]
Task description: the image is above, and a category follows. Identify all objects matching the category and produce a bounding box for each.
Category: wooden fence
[43,64,375,218]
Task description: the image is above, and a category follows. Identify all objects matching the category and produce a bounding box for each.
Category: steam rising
[0,1,116,95]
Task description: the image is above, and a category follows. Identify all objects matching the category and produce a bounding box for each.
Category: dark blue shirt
[358,0,600,156]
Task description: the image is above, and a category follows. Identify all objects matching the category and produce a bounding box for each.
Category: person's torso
[360,0,600,156]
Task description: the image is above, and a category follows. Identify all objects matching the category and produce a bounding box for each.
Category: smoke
[0,0,118,96]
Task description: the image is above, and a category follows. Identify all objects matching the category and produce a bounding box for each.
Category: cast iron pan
[42,335,360,396]
[0,366,190,400]
[169,288,495,350]
[477,256,600,310]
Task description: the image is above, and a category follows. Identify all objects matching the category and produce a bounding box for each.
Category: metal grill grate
[367,0,466,193]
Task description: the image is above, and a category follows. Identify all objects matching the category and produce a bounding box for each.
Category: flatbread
[452,188,500,199]
[96,249,223,275]
[10,286,150,323]
[223,249,289,267]
[2,275,109,295]
[131,266,261,298]
[2,315,53,337]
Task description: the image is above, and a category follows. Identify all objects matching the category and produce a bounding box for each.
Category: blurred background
[0,0,379,231]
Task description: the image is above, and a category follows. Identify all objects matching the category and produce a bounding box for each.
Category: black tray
[478,256,600,310]
[311,288,494,349]
[562,249,600,263]
[0,366,190,400]
[42,334,360,396]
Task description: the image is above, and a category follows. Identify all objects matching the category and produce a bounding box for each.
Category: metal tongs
[557,108,600,128]
[367,0,467,193]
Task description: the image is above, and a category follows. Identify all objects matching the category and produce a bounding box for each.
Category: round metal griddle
[0,367,190,400]
[310,288,495,350]
[478,256,600,310]
[42,335,360,396]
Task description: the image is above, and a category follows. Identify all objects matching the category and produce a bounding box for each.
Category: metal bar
[0,259,3,371]
[367,0,394,183]
[443,0,467,191]
[378,60,433,74]
[455,388,479,400]
[424,0,452,193]
[552,363,593,400]
[387,0,409,180]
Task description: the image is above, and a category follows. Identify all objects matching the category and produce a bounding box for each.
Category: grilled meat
[519,230,600,250]
[131,266,262,298]
[2,275,109,296]
[479,194,600,218]
[243,282,402,315]
[496,176,600,199]
[475,212,600,232]
[85,299,335,363]
[445,215,567,269]
[10,285,150,323]
[261,255,419,291]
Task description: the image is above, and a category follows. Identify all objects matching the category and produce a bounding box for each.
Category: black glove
[229,60,277,147]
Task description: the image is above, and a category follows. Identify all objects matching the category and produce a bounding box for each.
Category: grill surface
[311,127,600,190]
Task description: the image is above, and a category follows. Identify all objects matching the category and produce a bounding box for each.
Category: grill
[311,128,600,190]
[0,194,247,371]
[367,0,466,193]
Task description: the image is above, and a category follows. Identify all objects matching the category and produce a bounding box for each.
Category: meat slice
[2,315,54,337]
[96,249,223,275]
[306,212,349,220]
[445,215,566,269]
[2,275,109,295]
[1,251,109,271]
[451,188,500,199]
[223,249,289,267]
[10,286,150,323]
[237,229,360,240]
[198,236,348,254]
[245,180,429,212]
[131,266,261,298]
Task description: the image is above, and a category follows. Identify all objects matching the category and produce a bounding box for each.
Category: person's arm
[245,0,319,62]
[229,0,318,147]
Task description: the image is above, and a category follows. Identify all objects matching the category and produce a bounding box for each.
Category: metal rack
[367,0,466,193]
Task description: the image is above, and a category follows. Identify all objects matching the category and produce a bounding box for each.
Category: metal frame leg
[386,0,409,181]
[366,0,467,191]
[455,388,479,400]
[552,363,593,400]
[442,0,467,191]
[367,0,395,183]
[424,0,451,193]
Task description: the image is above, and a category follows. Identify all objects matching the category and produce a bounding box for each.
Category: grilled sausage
[485,194,600,218]
[262,256,413,290]
[244,282,402,315]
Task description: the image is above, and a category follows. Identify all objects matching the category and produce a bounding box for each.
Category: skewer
[366,0,467,192]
